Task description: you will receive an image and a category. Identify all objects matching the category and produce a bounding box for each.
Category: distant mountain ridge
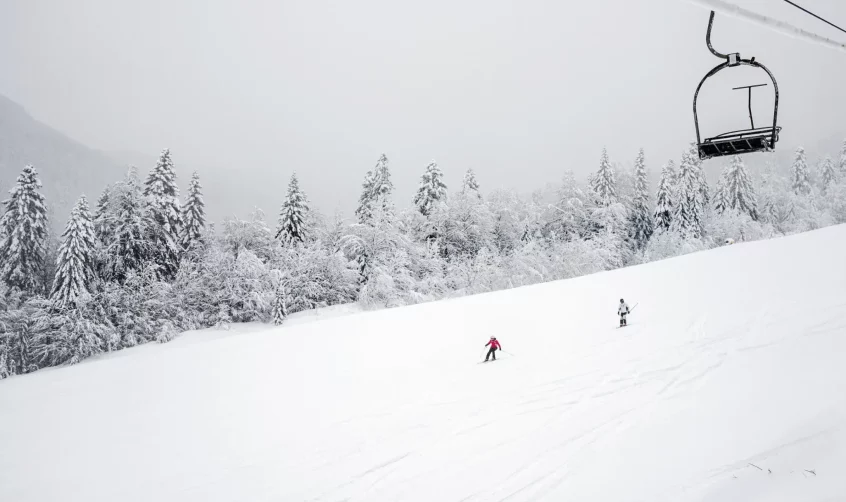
[0,94,127,229]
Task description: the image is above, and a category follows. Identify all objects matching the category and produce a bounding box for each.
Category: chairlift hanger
[692,11,781,160]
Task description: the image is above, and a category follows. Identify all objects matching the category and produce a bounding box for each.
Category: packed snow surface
[2,225,846,501]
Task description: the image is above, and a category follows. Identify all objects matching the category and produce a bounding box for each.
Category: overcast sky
[1,0,844,222]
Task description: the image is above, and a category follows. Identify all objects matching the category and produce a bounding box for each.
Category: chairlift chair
[693,11,782,160]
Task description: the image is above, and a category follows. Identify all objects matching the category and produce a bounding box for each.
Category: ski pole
[630,303,639,312]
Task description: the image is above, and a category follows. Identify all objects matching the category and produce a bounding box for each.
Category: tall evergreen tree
[276,173,309,244]
[0,165,48,294]
[653,160,676,232]
[51,196,96,308]
[93,186,112,243]
[180,171,206,249]
[104,167,151,283]
[462,168,481,197]
[413,161,448,216]
[653,159,676,231]
[144,148,182,278]
[791,147,811,196]
[713,165,730,215]
[695,149,710,208]
[356,169,377,224]
[718,156,759,220]
[590,147,617,207]
[820,156,837,193]
[355,154,394,224]
[629,148,653,246]
[671,146,705,238]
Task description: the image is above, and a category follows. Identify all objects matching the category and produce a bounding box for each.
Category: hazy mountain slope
[0,94,125,227]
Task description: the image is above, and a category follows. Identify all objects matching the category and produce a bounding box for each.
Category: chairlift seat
[698,126,781,159]
[693,11,781,161]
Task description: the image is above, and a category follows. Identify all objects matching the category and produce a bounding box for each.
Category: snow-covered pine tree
[144,148,183,278]
[104,167,152,283]
[93,186,113,243]
[695,150,709,207]
[355,169,377,224]
[723,155,759,220]
[180,171,205,249]
[0,165,48,294]
[671,145,705,238]
[413,161,448,216]
[51,196,96,309]
[355,154,394,224]
[713,165,730,215]
[791,147,811,196]
[820,156,837,193]
[629,148,653,247]
[276,173,309,244]
[461,168,481,197]
[590,148,617,207]
[653,160,676,233]
[373,153,393,211]
[272,284,289,325]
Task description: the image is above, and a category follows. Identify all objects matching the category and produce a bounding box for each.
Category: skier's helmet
[620,298,624,303]
[490,336,495,340]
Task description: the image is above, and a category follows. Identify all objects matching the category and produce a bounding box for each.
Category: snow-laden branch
[682,0,846,54]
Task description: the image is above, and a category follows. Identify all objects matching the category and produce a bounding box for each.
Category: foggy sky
[1,0,844,222]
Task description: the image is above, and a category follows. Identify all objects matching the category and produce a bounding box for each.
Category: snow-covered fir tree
[653,160,676,232]
[713,166,730,215]
[355,169,376,224]
[276,173,309,244]
[590,148,617,207]
[820,156,837,193]
[461,168,481,197]
[0,165,48,294]
[413,161,448,216]
[629,148,652,246]
[272,284,288,326]
[671,145,705,238]
[51,196,97,309]
[355,154,394,224]
[144,149,183,278]
[373,154,394,210]
[103,167,152,283]
[715,156,758,220]
[93,186,112,243]
[180,171,205,249]
[695,151,709,208]
[791,147,811,196]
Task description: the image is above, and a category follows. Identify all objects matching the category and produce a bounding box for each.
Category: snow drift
[2,225,846,501]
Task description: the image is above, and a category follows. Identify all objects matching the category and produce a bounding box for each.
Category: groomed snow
[2,225,846,501]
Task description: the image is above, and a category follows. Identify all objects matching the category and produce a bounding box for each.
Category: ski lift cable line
[781,0,846,36]
[681,0,846,53]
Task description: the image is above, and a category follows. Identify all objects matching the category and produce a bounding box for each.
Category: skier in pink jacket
[484,336,502,361]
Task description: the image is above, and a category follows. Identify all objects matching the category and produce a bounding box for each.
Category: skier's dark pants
[486,348,497,361]
[620,313,627,326]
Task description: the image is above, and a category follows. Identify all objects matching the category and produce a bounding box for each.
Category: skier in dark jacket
[484,336,502,361]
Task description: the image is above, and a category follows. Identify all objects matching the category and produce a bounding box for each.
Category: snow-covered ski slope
[3,226,846,502]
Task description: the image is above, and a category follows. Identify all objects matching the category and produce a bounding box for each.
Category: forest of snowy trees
[2,141,846,378]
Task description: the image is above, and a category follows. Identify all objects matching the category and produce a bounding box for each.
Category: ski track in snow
[2,225,846,501]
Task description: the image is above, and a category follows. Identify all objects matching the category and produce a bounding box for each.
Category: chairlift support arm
[732,83,768,129]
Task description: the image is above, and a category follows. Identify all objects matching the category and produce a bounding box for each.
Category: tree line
[2,141,846,378]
